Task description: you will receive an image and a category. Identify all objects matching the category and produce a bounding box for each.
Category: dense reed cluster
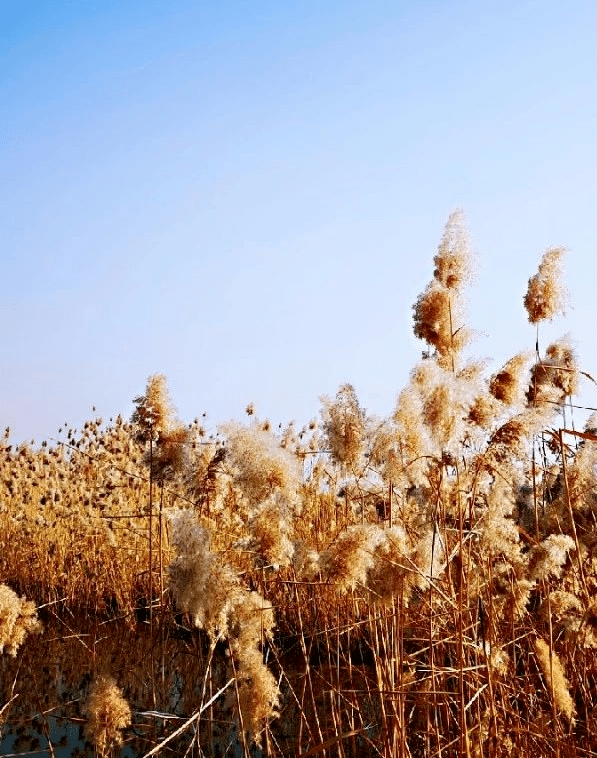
[1,212,597,757]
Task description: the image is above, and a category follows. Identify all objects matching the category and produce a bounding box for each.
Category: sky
[2,0,597,444]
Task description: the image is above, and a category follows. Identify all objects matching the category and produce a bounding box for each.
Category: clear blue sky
[2,0,597,443]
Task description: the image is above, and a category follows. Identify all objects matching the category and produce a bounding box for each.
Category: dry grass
[1,212,597,756]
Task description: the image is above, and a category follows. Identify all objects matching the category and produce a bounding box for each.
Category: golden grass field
[2,211,597,757]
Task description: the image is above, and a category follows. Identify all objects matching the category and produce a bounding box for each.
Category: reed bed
[2,210,597,756]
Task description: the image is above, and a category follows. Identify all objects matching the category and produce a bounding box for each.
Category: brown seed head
[433,208,473,290]
[524,246,567,324]
[489,352,531,405]
[527,337,579,405]
[321,383,366,468]
[533,637,575,723]
[83,675,131,758]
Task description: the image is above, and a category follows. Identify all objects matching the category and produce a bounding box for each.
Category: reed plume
[321,383,366,468]
[131,373,174,441]
[0,584,41,657]
[413,209,473,369]
[132,373,190,479]
[222,422,301,505]
[533,636,576,723]
[527,337,579,406]
[489,351,531,405]
[168,509,279,743]
[245,491,295,569]
[524,246,567,324]
[528,534,575,582]
[83,675,131,758]
[320,524,384,593]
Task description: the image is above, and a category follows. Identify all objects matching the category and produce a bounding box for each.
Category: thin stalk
[149,438,153,629]
[388,481,393,529]
[559,429,589,601]
[159,485,164,605]
[456,460,471,758]
[229,654,251,758]
[545,588,561,758]
[294,580,325,753]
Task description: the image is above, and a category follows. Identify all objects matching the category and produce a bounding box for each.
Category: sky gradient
[2,0,597,443]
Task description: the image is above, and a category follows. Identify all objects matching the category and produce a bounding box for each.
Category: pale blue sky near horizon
[2,0,597,444]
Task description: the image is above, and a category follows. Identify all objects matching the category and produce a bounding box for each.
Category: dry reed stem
[140,677,235,758]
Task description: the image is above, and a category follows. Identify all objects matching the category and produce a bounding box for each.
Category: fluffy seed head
[168,510,215,630]
[527,337,579,405]
[393,386,428,457]
[222,422,301,504]
[533,637,575,723]
[433,208,473,290]
[479,479,521,564]
[524,246,567,324]
[489,352,531,405]
[321,383,366,468]
[485,407,554,464]
[246,492,295,569]
[467,392,501,429]
[528,534,575,581]
[167,510,280,741]
[366,525,414,604]
[0,584,41,657]
[422,381,457,450]
[148,422,190,481]
[84,675,131,758]
[413,282,454,358]
[131,373,175,441]
[230,645,280,744]
[413,210,473,367]
[320,525,384,593]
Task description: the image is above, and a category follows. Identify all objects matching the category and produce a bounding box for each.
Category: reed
[1,212,596,756]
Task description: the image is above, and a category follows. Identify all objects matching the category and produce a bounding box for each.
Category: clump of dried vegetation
[2,211,597,757]
[84,675,131,758]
